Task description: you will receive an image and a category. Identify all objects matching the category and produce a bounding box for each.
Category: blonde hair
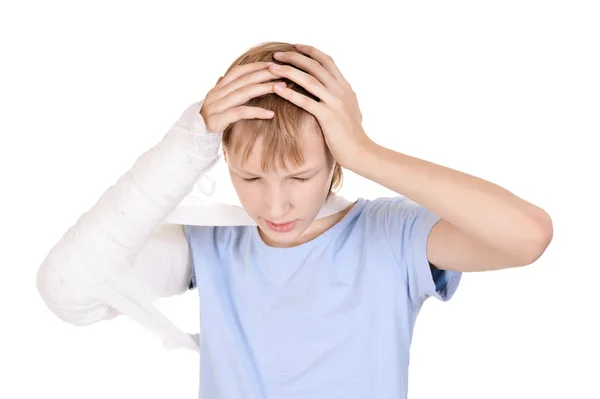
[221,41,343,194]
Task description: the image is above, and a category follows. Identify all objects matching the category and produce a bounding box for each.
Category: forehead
[228,121,327,173]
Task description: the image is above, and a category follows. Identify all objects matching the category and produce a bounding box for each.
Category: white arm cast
[36,101,219,350]
[36,100,354,352]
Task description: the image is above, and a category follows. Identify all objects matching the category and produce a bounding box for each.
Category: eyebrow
[232,165,321,178]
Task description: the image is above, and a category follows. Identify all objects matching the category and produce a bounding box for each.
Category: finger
[272,84,322,117]
[214,106,275,131]
[273,51,339,92]
[294,44,347,84]
[216,62,272,89]
[217,68,281,99]
[211,81,286,114]
[269,64,337,104]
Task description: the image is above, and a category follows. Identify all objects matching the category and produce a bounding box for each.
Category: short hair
[221,41,343,194]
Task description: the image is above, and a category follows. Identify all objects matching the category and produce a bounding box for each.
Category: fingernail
[274,52,284,58]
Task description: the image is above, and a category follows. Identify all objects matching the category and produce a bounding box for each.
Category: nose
[263,183,291,221]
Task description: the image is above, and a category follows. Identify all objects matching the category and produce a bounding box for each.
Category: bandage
[36,100,352,352]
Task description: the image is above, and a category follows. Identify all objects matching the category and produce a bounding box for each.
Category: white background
[1,1,598,398]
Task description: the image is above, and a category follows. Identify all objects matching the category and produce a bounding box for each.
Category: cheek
[230,179,261,209]
[294,178,330,203]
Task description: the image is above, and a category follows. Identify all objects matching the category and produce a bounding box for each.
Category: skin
[200,44,553,271]
[199,60,355,249]
[223,124,354,248]
[265,44,553,272]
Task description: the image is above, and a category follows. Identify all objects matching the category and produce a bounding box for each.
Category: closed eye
[242,177,309,182]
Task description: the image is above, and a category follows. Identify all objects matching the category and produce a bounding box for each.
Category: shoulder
[353,196,439,244]
[357,196,423,219]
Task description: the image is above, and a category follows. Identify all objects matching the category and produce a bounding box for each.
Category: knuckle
[306,56,319,67]
[246,84,265,97]
[331,97,343,109]
[234,107,245,117]
[331,85,344,97]
[237,82,251,94]
[231,65,245,76]
[229,66,239,76]
[269,82,282,92]
[236,73,252,86]
[299,95,310,108]
[201,104,213,116]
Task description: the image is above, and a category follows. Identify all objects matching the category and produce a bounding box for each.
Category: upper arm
[380,197,463,309]
[131,223,193,298]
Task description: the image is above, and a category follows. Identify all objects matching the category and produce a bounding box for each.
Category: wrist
[342,138,380,174]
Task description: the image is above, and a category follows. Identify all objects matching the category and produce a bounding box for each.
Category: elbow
[36,245,117,326]
[36,251,66,310]
[519,209,553,266]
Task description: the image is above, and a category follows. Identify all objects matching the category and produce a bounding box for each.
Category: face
[224,126,335,248]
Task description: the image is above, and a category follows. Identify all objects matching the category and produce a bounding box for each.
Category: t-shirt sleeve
[379,196,462,308]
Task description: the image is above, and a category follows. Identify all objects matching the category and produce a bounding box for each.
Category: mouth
[264,219,298,233]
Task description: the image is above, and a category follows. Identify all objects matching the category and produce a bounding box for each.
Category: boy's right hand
[200,62,286,133]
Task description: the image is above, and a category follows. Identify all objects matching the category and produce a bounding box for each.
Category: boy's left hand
[268,44,373,169]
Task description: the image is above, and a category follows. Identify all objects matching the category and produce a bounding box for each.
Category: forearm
[351,141,552,260]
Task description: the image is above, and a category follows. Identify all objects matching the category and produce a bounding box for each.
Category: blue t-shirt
[185,196,462,399]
